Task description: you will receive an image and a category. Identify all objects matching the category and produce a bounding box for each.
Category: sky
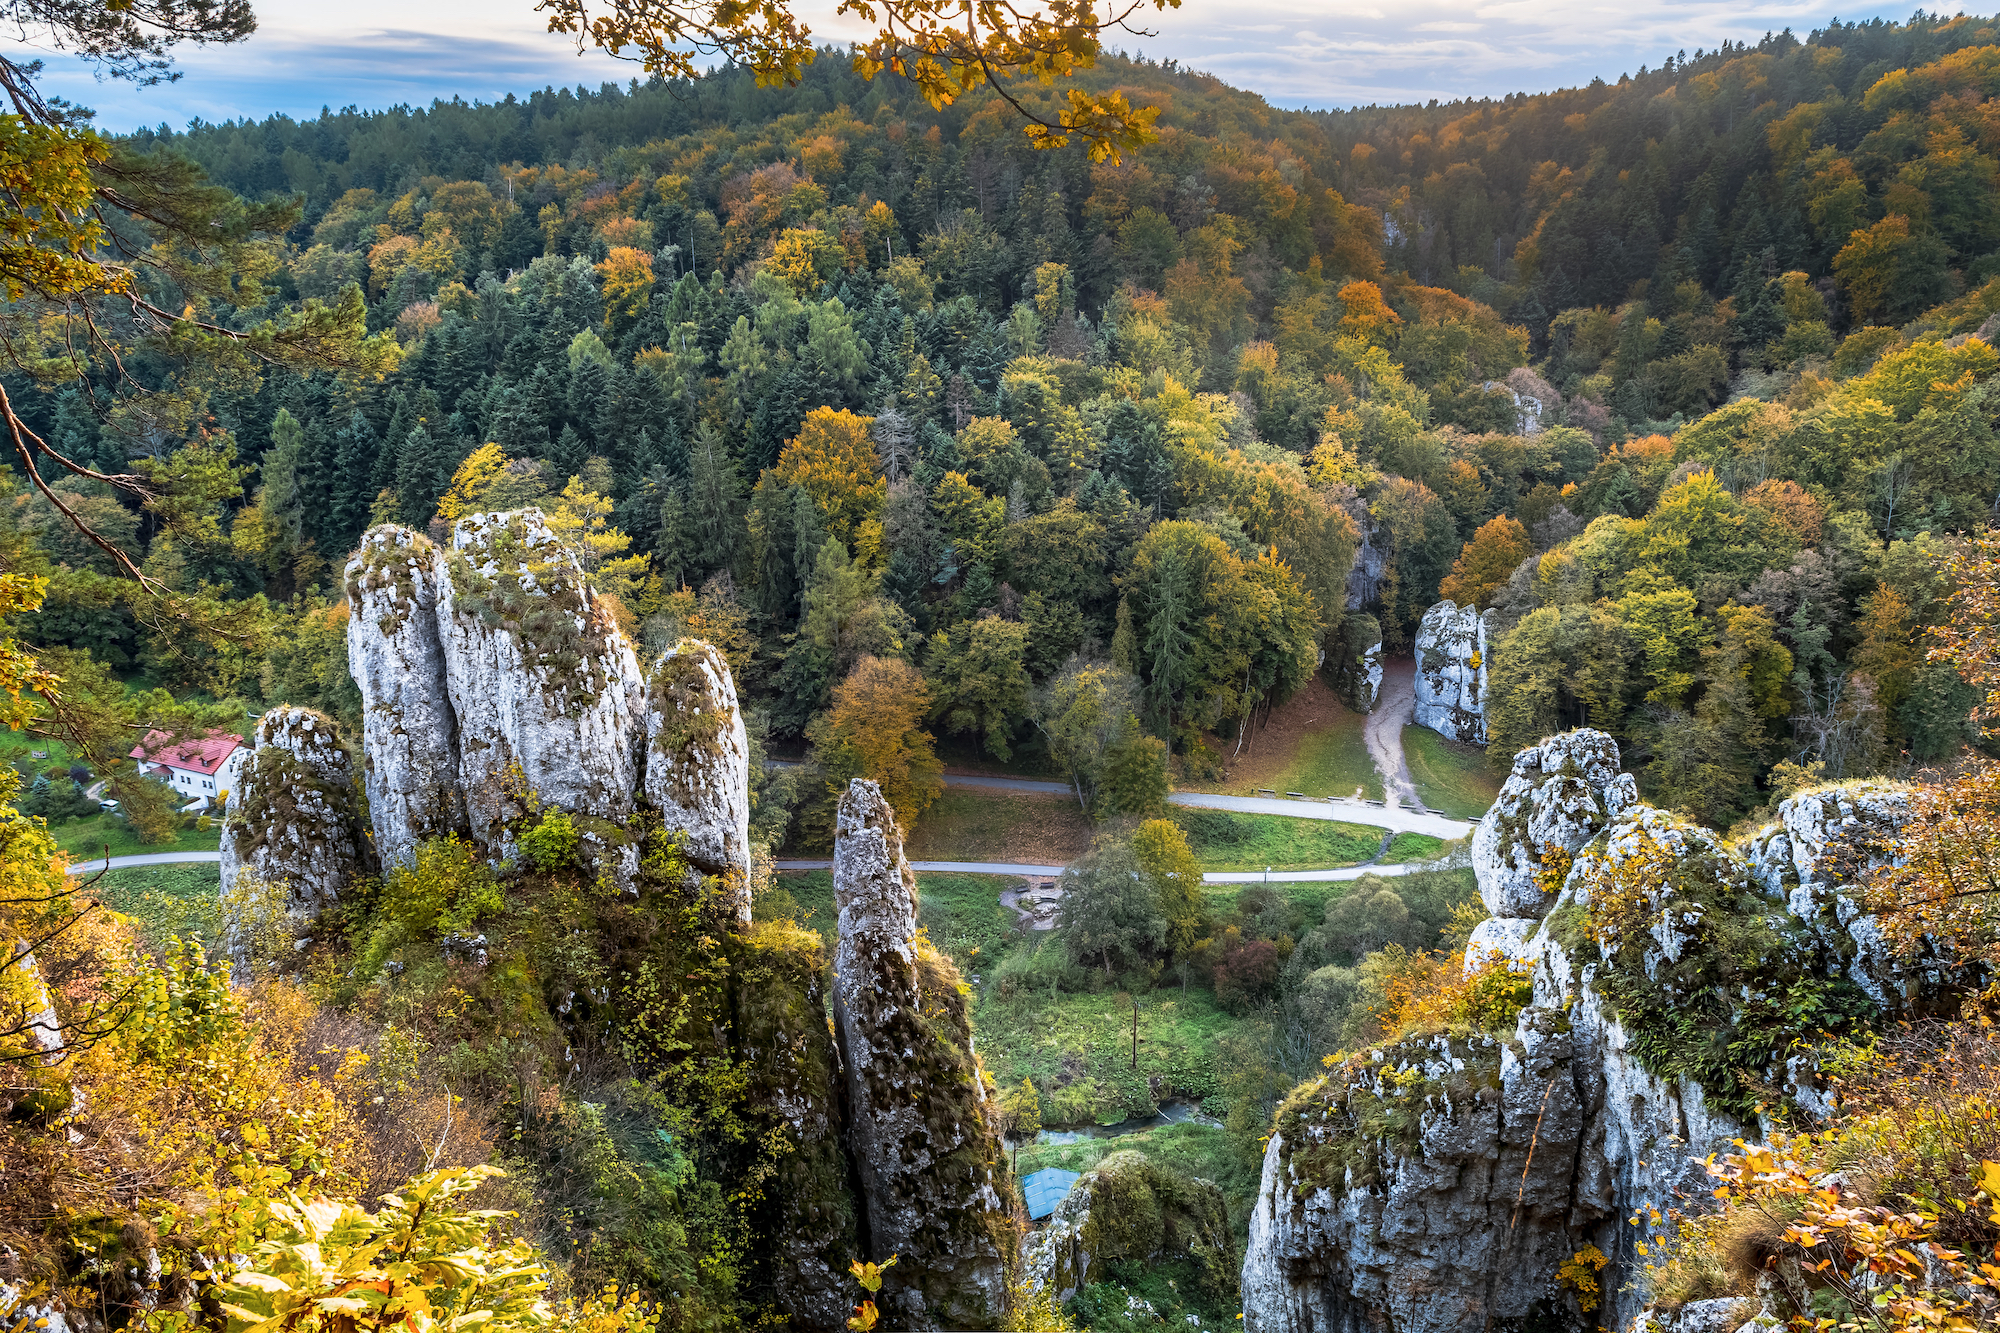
[18,0,1919,132]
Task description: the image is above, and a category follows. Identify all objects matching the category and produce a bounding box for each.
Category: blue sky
[20,0,1916,131]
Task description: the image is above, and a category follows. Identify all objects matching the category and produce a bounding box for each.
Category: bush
[1213,938,1280,1014]
[519,809,580,872]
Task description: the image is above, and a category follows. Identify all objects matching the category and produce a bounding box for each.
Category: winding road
[772,857,1434,884]
[66,850,222,875]
[938,772,1472,840]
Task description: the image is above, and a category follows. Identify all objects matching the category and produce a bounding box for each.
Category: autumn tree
[1132,817,1206,981]
[808,654,942,821]
[1439,516,1531,610]
[772,407,885,547]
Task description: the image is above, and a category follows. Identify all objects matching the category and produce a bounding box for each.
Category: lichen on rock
[1472,727,1638,919]
[1412,600,1492,743]
[218,705,369,938]
[437,510,646,847]
[345,524,468,869]
[829,778,1014,1328]
[643,639,751,922]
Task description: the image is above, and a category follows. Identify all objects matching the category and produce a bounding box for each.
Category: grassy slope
[1173,808,1383,871]
[1403,727,1503,820]
[1184,675,1383,801]
[90,862,224,945]
[54,812,222,861]
[903,789,1096,864]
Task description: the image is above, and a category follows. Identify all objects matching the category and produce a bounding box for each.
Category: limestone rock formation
[1240,733,1915,1333]
[218,706,368,923]
[1471,728,1637,919]
[830,779,1012,1328]
[1023,1149,1230,1304]
[643,640,752,921]
[436,510,646,845]
[346,513,755,893]
[1324,613,1383,714]
[1411,600,1492,743]
[1742,781,1911,1007]
[345,524,466,870]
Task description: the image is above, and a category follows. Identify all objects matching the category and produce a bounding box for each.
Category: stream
[1014,1099,1220,1147]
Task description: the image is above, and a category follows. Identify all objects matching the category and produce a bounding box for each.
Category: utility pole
[1131,994,1140,1071]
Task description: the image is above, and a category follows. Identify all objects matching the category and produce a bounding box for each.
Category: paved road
[937,770,1473,839]
[1366,656,1421,810]
[66,850,221,876]
[774,857,1427,884]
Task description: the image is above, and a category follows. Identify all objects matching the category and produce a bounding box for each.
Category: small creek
[1014,1098,1219,1147]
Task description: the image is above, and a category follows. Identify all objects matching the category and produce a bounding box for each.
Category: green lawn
[1174,808,1383,871]
[84,862,223,946]
[1380,832,1448,863]
[52,810,222,862]
[974,968,1238,1126]
[1403,726,1503,820]
[1250,703,1382,801]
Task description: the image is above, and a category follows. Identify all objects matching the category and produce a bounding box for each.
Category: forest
[12,11,2000,832]
[7,8,2000,1330]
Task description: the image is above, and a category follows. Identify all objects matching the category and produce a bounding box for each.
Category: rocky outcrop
[1742,781,1912,1008]
[1411,600,1491,743]
[218,706,368,925]
[1241,731,1915,1333]
[829,779,1013,1328]
[345,512,752,891]
[1324,613,1383,714]
[436,510,646,846]
[643,640,752,922]
[1471,728,1638,919]
[1023,1149,1230,1304]
[345,524,467,870]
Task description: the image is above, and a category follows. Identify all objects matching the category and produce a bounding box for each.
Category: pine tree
[329,410,380,551]
[396,424,448,525]
[687,422,744,575]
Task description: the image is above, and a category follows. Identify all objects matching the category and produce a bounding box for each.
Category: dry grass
[903,789,1096,864]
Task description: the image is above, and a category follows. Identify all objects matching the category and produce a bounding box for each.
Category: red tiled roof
[129,729,244,776]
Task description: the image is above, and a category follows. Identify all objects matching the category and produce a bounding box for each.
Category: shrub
[1213,938,1280,1014]
[519,808,580,872]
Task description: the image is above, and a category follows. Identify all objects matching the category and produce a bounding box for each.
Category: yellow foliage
[437,443,508,522]
[772,406,886,545]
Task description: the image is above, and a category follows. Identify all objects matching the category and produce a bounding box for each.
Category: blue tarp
[1023,1167,1080,1220]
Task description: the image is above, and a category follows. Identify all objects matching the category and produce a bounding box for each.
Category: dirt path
[1366,657,1421,811]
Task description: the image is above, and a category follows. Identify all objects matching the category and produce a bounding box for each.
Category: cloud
[10,0,1916,129]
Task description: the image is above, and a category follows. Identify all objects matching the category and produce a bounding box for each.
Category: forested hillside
[9,11,2000,843]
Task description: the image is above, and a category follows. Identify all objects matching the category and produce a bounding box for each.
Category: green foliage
[518,810,580,873]
[119,936,242,1062]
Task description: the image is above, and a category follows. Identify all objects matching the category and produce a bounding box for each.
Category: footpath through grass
[1174,808,1383,871]
[1403,726,1503,820]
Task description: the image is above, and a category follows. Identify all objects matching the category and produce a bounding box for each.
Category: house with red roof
[128,729,249,810]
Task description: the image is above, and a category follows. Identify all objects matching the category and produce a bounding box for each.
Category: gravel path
[773,857,1428,884]
[1365,656,1422,811]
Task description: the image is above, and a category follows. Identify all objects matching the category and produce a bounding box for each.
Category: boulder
[830,779,1012,1328]
[1471,728,1638,918]
[218,707,369,954]
[1412,600,1492,743]
[1742,782,1912,1007]
[643,639,753,922]
[345,525,467,870]
[1023,1149,1230,1304]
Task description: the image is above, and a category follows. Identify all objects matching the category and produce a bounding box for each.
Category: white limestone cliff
[1240,731,1915,1333]
[218,706,368,945]
[1412,599,1492,743]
